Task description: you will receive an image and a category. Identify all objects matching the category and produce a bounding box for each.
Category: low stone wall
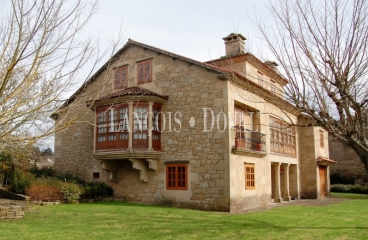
[31,200,61,206]
[79,196,125,203]
[0,189,30,201]
[0,199,27,221]
[0,204,25,220]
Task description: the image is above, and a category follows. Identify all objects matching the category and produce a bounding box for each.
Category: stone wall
[54,40,330,212]
[227,77,299,212]
[299,126,318,198]
[54,45,231,211]
[0,199,27,221]
[298,125,331,199]
[0,205,25,220]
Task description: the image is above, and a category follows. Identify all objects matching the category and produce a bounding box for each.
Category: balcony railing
[235,129,266,152]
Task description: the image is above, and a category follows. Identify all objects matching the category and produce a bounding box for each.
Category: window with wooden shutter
[137,59,152,84]
[245,163,255,190]
[166,164,188,190]
[115,66,128,89]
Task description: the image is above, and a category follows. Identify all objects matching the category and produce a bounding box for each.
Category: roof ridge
[127,39,224,74]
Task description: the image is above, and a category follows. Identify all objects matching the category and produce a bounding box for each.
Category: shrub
[57,171,85,185]
[26,178,62,201]
[82,182,113,198]
[330,184,348,192]
[29,166,55,178]
[62,182,83,203]
[9,168,34,194]
[26,178,83,203]
[331,184,368,194]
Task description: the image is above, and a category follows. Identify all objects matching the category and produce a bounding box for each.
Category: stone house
[53,33,335,212]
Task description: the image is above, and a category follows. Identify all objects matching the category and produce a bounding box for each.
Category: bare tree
[0,0,121,151]
[256,0,368,171]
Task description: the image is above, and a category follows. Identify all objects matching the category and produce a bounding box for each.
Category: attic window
[115,65,128,89]
[137,59,152,84]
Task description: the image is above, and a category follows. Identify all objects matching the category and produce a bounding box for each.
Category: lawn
[1,193,368,240]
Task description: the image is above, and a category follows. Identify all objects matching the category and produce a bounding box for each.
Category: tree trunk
[350,144,368,175]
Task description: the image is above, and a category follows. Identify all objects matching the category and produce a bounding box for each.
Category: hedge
[330,184,368,194]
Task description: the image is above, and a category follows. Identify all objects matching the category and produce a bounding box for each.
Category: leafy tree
[256,0,368,172]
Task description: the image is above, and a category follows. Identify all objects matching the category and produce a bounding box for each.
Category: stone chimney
[223,33,246,57]
[264,60,278,71]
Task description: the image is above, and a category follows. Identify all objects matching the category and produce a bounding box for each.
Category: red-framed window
[152,104,162,151]
[115,66,128,89]
[96,104,129,150]
[137,59,152,84]
[166,164,188,190]
[245,163,255,190]
[133,102,148,148]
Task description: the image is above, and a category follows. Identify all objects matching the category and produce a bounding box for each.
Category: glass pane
[115,69,121,87]
[138,64,144,83]
[145,62,151,81]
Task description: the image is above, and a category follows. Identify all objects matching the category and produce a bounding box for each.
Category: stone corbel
[146,159,158,171]
[129,159,148,183]
[100,161,117,181]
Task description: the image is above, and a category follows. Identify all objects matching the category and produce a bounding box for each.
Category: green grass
[331,192,368,199]
[1,193,368,240]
